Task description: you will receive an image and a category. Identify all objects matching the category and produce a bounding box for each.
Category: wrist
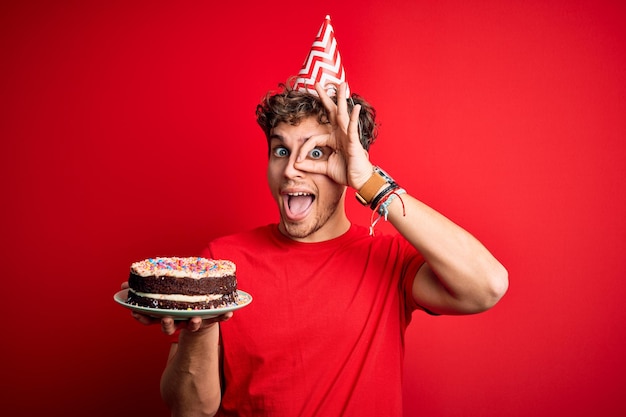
[355,166,397,206]
[369,182,399,210]
[353,164,376,191]
[368,187,407,236]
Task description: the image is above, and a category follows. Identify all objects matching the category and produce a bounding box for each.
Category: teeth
[287,192,312,196]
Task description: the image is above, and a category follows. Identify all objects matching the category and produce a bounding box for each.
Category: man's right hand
[122,281,233,335]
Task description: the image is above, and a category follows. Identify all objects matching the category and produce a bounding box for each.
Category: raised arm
[384,192,508,314]
[296,82,508,315]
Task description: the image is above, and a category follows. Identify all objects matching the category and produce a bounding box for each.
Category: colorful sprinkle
[131,257,235,278]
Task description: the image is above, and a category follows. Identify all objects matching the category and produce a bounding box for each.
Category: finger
[187,317,203,332]
[183,314,230,333]
[348,104,362,140]
[121,281,129,290]
[314,83,338,124]
[203,312,232,325]
[294,135,336,176]
[296,133,331,163]
[296,150,347,182]
[294,158,329,176]
[336,83,348,119]
[132,311,159,326]
[333,83,351,130]
[161,317,178,335]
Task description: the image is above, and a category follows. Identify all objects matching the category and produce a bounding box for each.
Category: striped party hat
[294,15,350,97]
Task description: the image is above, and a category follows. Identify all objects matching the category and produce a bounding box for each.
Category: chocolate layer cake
[127,257,238,310]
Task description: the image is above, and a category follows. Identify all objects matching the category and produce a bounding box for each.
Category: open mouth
[284,192,315,218]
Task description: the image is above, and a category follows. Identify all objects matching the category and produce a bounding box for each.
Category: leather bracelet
[355,166,396,206]
[355,169,388,206]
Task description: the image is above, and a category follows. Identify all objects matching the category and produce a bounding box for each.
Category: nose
[283,153,304,179]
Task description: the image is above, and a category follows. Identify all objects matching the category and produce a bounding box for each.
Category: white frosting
[130,289,226,302]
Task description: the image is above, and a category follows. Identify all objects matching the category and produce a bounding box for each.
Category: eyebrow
[269,133,284,143]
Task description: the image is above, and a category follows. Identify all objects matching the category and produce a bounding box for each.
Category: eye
[308,147,324,160]
[272,146,289,158]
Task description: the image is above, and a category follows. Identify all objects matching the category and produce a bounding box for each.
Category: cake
[127,257,238,310]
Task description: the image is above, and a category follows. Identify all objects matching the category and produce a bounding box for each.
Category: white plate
[114,288,252,320]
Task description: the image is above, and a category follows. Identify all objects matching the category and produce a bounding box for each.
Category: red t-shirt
[204,223,424,417]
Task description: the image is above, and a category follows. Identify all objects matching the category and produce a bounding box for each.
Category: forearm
[385,192,508,312]
[160,325,222,417]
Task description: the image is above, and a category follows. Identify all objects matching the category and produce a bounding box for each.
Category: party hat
[294,15,350,97]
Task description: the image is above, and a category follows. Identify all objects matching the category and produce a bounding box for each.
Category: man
[126,81,508,416]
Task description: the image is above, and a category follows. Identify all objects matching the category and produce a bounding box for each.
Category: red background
[2,1,625,416]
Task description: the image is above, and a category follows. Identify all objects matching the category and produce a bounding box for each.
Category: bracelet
[355,166,395,206]
[377,188,407,217]
[369,183,399,210]
[369,188,407,236]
